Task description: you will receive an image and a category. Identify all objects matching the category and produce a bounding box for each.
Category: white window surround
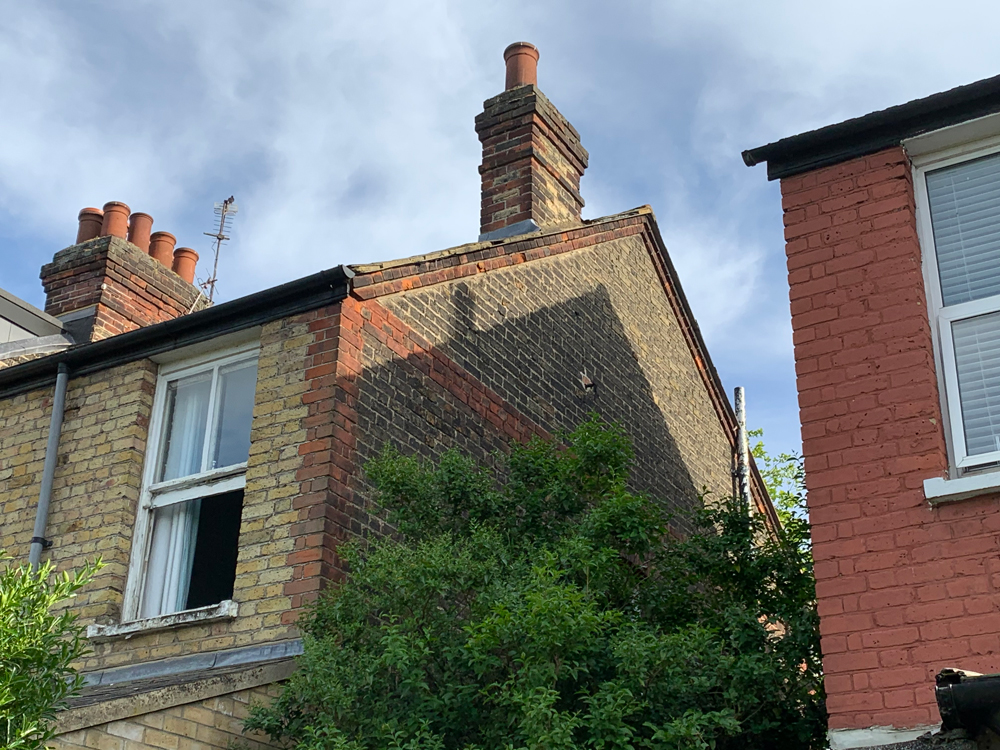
[87,600,238,642]
[908,117,1000,501]
[120,341,259,626]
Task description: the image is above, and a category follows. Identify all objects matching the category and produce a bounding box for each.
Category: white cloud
[5,0,1000,456]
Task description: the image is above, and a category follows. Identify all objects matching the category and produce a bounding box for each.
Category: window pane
[927,151,1000,306]
[953,311,1000,456]
[184,490,244,609]
[140,498,201,618]
[212,361,257,469]
[139,490,244,618]
[158,373,211,482]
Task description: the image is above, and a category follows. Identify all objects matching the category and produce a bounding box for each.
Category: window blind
[927,151,1000,307]
[953,311,1000,456]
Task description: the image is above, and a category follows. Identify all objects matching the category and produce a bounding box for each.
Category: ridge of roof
[743,72,1000,180]
[349,207,652,275]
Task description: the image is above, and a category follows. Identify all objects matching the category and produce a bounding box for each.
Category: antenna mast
[201,196,237,302]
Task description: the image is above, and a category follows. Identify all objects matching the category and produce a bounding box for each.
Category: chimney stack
[41,203,206,342]
[475,42,589,241]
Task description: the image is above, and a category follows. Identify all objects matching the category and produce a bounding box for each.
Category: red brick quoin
[782,145,1000,732]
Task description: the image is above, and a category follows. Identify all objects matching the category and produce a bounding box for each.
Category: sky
[3,1,1000,462]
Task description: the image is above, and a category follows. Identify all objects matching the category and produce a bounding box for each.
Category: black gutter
[743,73,1000,180]
[0,266,352,400]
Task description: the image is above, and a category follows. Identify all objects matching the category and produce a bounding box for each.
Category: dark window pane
[184,489,244,610]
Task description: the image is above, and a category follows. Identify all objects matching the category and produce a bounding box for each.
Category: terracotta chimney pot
[76,207,104,244]
[504,42,539,90]
[100,201,131,239]
[127,212,153,252]
[148,231,176,267]
[172,247,198,284]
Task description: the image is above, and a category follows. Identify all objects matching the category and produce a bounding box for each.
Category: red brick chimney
[475,42,589,241]
[40,202,208,342]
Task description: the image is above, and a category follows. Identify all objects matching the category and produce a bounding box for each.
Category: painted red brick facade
[782,145,1000,732]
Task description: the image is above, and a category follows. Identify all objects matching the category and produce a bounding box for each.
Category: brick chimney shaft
[41,205,207,342]
[475,43,589,241]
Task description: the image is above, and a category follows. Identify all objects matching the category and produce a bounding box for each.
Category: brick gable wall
[781,146,1000,732]
[374,232,733,528]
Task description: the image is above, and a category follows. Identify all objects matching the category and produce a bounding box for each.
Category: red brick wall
[40,235,206,341]
[781,146,1000,732]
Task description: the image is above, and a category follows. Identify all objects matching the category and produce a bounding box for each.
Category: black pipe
[936,669,1000,737]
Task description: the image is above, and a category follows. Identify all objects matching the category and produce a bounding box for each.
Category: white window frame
[912,134,1000,475]
[121,342,259,623]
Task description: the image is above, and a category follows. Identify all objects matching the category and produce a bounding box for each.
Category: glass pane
[158,373,211,482]
[953,311,1000,456]
[140,498,201,618]
[184,490,244,610]
[212,360,257,470]
[927,151,1000,306]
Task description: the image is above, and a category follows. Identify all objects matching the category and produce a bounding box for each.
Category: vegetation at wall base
[0,555,101,750]
[246,417,824,750]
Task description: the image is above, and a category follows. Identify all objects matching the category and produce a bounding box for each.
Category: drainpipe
[29,363,69,570]
[733,386,751,509]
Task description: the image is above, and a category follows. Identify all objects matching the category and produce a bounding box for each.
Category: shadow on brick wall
[350,283,704,539]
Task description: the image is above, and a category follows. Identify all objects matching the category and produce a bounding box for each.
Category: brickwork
[52,684,280,750]
[348,295,550,521]
[40,236,207,342]
[0,361,156,627]
[476,85,589,236]
[363,221,735,523]
[781,145,1000,731]
[0,210,749,723]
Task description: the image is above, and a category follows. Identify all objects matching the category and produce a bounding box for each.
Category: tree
[748,429,808,545]
[247,417,824,750]
[0,556,101,750]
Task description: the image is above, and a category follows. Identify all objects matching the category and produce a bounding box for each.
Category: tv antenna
[201,196,237,302]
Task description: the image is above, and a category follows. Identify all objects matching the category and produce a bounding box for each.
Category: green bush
[0,556,100,750]
[247,417,824,750]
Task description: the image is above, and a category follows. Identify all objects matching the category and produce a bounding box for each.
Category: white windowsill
[86,600,238,642]
[923,471,1000,504]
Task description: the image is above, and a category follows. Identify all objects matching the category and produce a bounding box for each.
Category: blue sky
[3,1,1000,461]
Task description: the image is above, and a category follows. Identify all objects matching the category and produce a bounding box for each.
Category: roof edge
[0,266,352,399]
[744,72,1000,180]
[350,208,653,276]
[637,213,781,534]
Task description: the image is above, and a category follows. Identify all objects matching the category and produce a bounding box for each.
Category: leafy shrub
[0,556,100,750]
[247,417,824,750]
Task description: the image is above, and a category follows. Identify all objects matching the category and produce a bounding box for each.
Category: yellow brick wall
[0,360,155,625]
[52,685,281,750]
[0,313,322,672]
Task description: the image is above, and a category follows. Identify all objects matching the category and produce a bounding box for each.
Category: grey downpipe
[28,362,69,570]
